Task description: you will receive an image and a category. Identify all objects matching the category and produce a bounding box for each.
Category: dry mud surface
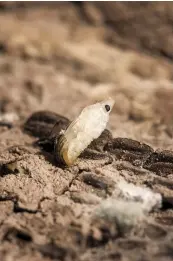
[1,4,173,261]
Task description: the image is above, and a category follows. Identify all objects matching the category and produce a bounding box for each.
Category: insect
[54,98,115,166]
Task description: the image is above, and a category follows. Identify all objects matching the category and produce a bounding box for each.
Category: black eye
[105,104,110,112]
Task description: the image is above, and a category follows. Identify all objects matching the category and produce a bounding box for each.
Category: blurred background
[0,1,173,147]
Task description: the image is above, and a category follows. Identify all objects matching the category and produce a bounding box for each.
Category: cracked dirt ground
[1,3,173,261]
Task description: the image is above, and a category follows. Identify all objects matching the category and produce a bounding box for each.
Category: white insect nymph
[55,98,115,166]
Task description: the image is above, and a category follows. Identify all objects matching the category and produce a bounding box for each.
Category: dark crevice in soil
[0,122,13,128]
[161,198,173,211]
[159,49,173,61]
[13,203,38,214]
[0,195,39,214]
[61,171,81,195]
[86,227,114,248]
[0,194,18,202]
[0,43,7,54]
[36,242,76,261]
[3,227,32,243]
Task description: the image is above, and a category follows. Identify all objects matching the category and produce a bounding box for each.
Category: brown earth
[1,3,173,261]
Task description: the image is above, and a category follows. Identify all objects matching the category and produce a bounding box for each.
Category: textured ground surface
[1,3,173,261]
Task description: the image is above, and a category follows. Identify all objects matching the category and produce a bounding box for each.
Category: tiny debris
[0,112,19,128]
[115,180,162,212]
[94,199,145,233]
[0,112,18,122]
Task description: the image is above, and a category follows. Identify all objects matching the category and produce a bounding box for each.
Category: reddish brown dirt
[1,3,173,261]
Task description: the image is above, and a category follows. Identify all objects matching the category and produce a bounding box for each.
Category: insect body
[55,98,115,166]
